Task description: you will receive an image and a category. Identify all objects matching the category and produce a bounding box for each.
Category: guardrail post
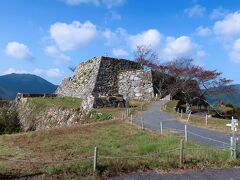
[93,146,98,172]
[179,139,184,167]
[141,117,144,130]
[160,121,163,135]
[181,109,183,118]
[121,112,124,121]
[184,125,188,142]
[131,114,133,125]
[177,108,179,116]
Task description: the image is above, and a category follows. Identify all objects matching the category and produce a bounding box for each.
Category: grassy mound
[0,120,231,179]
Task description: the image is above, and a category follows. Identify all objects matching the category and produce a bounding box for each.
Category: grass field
[27,97,83,109]
[0,119,234,179]
[163,100,238,134]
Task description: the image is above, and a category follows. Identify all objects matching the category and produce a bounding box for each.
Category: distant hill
[0,73,58,100]
[207,84,240,107]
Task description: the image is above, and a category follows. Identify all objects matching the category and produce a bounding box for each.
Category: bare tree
[68,66,76,72]
[134,45,159,67]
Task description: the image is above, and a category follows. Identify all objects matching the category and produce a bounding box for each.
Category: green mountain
[207,85,240,107]
[0,73,58,100]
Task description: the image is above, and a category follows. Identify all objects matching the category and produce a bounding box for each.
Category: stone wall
[118,69,154,100]
[92,57,142,96]
[56,57,101,100]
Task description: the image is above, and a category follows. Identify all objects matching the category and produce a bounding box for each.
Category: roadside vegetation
[0,120,234,179]
[163,100,239,134]
[0,108,20,135]
[81,99,149,124]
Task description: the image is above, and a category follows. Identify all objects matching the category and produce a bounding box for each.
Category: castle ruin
[56,56,155,109]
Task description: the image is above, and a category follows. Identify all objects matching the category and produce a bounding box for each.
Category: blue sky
[1,0,240,85]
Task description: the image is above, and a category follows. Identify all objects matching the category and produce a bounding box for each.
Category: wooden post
[179,139,184,167]
[160,121,163,135]
[141,104,143,111]
[184,125,188,142]
[187,112,191,122]
[177,108,179,116]
[181,109,183,118]
[234,138,237,159]
[141,117,144,130]
[93,146,98,172]
[131,114,133,125]
[205,113,208,126]
[121,112,124,121]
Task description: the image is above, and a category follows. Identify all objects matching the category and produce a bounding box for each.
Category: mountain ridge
[0,73,58,100]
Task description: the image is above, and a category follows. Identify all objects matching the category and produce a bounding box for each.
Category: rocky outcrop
[118,70,154,100]
[17,98,84,131]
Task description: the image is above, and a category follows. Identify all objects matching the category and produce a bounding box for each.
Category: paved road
[133,100,235,149]
[110,168,240,180]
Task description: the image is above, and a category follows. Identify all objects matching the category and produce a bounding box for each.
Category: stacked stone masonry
[118,69,154,100]
[56,56,154,109]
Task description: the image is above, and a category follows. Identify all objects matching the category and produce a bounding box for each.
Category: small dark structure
[16,93,57,101]
[93,94,126,108]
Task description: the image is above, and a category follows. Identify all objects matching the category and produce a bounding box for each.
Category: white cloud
[210,7,228,20]
[102,0,125,8]
[213,11,240,38]
[3,68,27,75]
[105,10,122,22]
[46,68,64,78]
[195,26,211,37]
[45,45,70,62]
[128,29,162,50]
[32,68,44,76]
[103,28,126,46]
[50,21,97,51]
[162,36,201,61]
[65,0,99,6]
[64,0,125,8]
[5,42,33,60]
[229,38,240,63]
[184,4,206,17]
[112,48,129,56]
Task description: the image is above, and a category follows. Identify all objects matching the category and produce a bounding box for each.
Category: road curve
[133,100,235,149]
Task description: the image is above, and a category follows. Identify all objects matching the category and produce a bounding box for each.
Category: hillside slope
[0,73,58,100]
[207,84,240,107]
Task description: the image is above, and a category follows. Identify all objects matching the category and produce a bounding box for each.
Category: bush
[94,112,113,121]
[0,109,20,135]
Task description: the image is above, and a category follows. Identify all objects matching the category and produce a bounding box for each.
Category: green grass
[0,120,234,179]
[28,97,82,109]
[163,100,238,134]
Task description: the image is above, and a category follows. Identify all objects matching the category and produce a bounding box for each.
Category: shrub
[0,109,20,135]
[94,112,113,121]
